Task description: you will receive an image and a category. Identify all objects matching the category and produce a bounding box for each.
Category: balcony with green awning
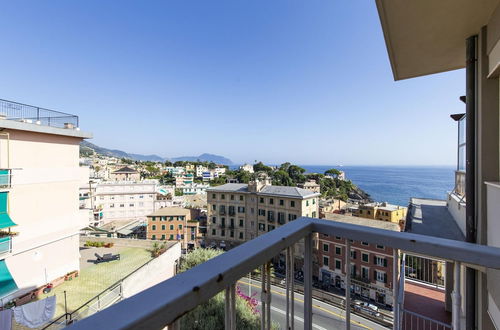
[0,192,16,230]
[0,259,17,298]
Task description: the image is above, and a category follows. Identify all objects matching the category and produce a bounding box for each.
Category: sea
[230,165,455,206]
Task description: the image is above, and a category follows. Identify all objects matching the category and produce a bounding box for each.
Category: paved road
[237,278,389,330]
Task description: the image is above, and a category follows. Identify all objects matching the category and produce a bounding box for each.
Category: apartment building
[317,214,400,307]
[146,207,200,249]
[352,202,407,225]
[0,99,92,303]
[375,2,500,327]
[195,165,208,178]
[91,180,157,222]
[109,166,140,181]
[239,163,254,173]
[175,173,193,187]
[206,177,319,249]
[298,180,321,193]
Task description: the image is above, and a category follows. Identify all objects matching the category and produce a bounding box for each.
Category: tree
[272,170,293,186]
[287,165,306,184]
[253,162,273,174]
[324,168,341,178]
[208,162,217,169]
[94,165,101,173]
[121,158,133,165]
[175,189,184,196]
[179,249,265,330]
[164,160,173,167]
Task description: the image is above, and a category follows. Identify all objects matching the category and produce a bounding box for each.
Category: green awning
[0,260,17,298]
[0,192,16,229]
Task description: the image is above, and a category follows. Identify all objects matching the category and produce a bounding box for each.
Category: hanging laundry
[0,309,13,330]
[13,295,56,328]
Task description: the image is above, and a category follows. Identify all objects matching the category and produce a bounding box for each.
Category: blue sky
[0,1,464,166]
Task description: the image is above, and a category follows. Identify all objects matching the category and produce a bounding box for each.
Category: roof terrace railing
[0,99,79,129]
[67,217,500,330]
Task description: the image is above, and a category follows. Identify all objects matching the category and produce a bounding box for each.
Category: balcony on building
[62,217,500,330]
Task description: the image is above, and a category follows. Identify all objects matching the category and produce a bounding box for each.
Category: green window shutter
[0,260,18,297]
[0,192,16,230]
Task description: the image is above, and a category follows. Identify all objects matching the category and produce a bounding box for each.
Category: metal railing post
[452,261,462,330]
[291,245,295,330]
[261,264,266,330]
[345,240,351,330]
[393,249,400,330]
[266,262,271,330]
[286,248,291,330]
[224,283,236,330]
[304,235,313,330]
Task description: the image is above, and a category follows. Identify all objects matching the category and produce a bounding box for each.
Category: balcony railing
[68,217,500,330]
[0,169,11,189]
[0,99,79,129]
[0,236,12,257]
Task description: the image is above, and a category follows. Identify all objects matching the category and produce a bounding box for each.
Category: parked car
[352,301,380,317]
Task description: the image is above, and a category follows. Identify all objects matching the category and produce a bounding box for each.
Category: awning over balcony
[375,0,500,80]
[0,260,17,298]
[0,192,15,229]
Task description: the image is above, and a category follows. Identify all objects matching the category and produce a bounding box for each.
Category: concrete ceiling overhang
[375,0,500,80]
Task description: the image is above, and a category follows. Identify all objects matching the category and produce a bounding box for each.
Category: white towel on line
[0,309,13,330]
[13,295,56,328]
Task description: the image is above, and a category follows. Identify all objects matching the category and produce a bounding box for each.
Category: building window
[239,219,244,227]
[239,232,244,239]
[312,199,315,204]
[268,225,275,231]
[290,201,295,207]
[335,259,341,270]
[221,194,225,200]
[359,266,369,280]
[170,225,174,230]
[335,246,342,255]
[267,211,275,221]
[376,244,385,250]
[212,217,216,224]
[359,210,363,214]
[259,223,266,231]
[179,224,183,229]
[375,270,387,283]
[323,256,329,267]
[306,200,309,206]
[110,203,115,208]
[170,234,174,240]
[161,225,166,230]
[374,256,387,267]
[212,229,216,236]
[240,195,244,201]
[258,209,266,216]
[259,197,264,203]
[120,204,124,207]
[152,234,156,240]
[279,199,284,206]
[312,211,317,218]
[288,214,297,221]
[335,236,341,240]
[221,229,225,236]
[362,253,369,263]
[269,198,274,205]
[361,242,369,246]
[212,205,216,211]
[152,225,156,230]
[323,243,329,252]
[230,230,234,238]
[212,194,216,199]
[161,234,166,240]
[129,203,134,207]
[350,250,357,259]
